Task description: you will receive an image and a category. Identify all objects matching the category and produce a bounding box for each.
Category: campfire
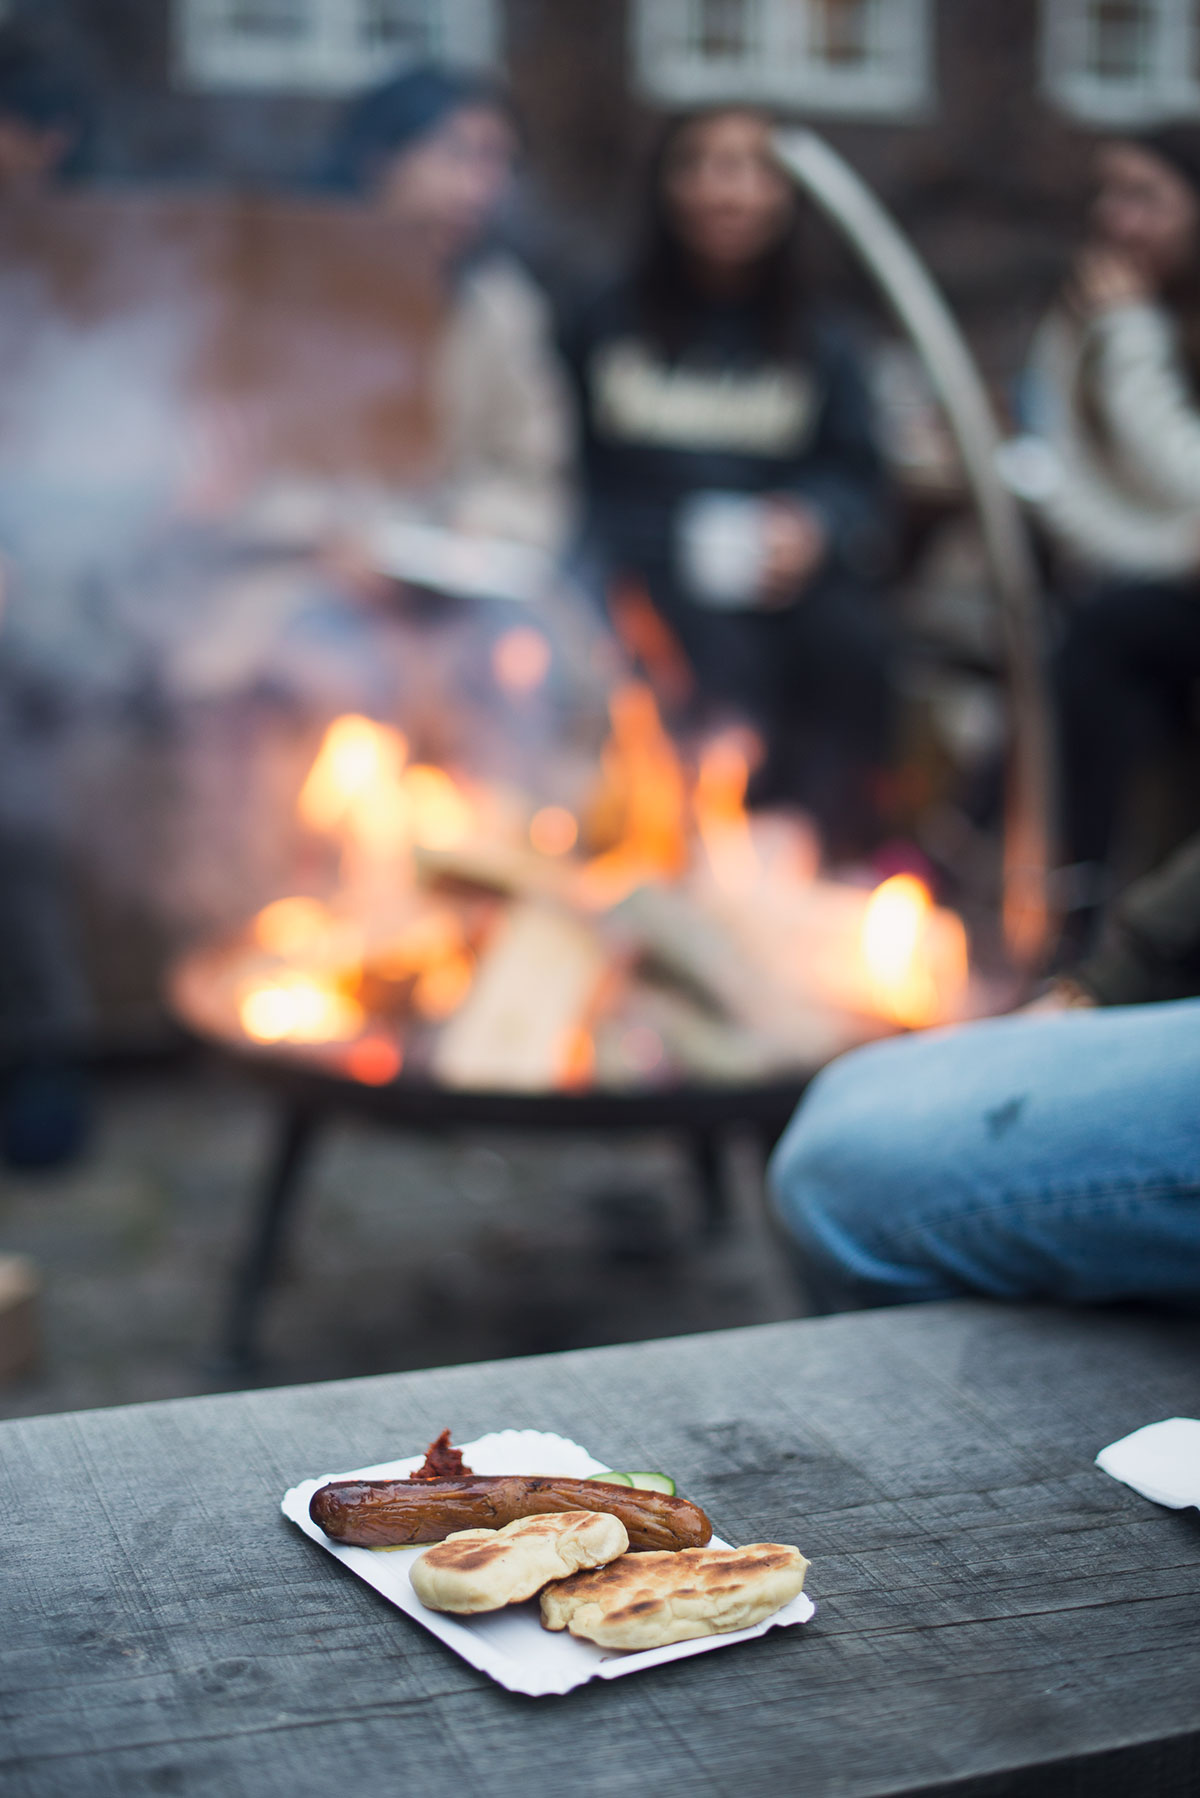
[171,667,972,1093]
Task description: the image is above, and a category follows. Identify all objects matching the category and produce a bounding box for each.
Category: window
[176,0,500,93]
[1043,0,1200,122]
[633,0,932,118]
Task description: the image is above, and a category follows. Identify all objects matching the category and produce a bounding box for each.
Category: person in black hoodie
[562,106,893,858]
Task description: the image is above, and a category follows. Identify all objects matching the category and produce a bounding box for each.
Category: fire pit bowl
[168,938,814,1376]
[169,700,983,1374]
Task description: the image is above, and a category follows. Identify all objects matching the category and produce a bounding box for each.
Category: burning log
[607,883,871,1069]
[413,839,574,906]
[433,901,608,1091]
[169,683,976,1098]
[613,985,775,1085]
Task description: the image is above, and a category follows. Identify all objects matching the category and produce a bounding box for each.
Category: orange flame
[693,730,761,898]
[345,1036,404,1085]
[296,715,477,881]
[299,715,407,831]
[298,714,411,857]
[608,579,694,710]
[860,874,968,1029]
[580,683,689,906]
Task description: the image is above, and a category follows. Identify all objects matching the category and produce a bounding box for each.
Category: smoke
[0,190,604,1049]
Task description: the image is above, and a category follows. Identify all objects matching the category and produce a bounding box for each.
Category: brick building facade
[6,2,1196,376]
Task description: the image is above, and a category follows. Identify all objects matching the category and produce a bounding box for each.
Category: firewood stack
[170,691,972,1093]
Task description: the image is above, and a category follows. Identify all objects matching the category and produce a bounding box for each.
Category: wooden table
[4,1300,1200,1797]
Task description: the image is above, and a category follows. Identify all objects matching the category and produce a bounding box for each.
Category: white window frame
[1043,0,1200,124]
[633,0,933,120]
[175,0,500,94]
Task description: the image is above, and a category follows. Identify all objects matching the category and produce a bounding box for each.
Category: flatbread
[540,1543,808,1649]
[410,1509,628,1614]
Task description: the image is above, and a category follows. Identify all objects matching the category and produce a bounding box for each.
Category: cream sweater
[1026,302,1200,578]
[435,255,575,553]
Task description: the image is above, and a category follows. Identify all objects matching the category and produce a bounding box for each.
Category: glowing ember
[860,874,967,1029]
[493,626,552,695]
[239,973,364,1044]
[345,1037,404,1085]
[529,805,578,857]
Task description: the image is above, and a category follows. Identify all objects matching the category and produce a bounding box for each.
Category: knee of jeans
[768,1110,867,1266]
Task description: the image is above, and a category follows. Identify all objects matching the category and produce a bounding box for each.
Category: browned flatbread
[410,1509,628,1614]
[539,1543,808,1649]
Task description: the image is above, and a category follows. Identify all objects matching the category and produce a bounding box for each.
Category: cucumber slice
[623,1471,676,1495]
[593,1469,677,1495]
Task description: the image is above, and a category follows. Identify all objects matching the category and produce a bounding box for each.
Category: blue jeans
[769,1000,1200,1312]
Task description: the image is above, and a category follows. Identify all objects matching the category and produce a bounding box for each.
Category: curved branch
[774,128,1056,971]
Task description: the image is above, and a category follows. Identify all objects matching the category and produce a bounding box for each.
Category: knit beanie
[326,64,504,193]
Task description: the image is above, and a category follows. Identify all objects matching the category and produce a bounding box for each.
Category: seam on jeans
[884,1177,1200,1261]
[915,1175,1199,1224]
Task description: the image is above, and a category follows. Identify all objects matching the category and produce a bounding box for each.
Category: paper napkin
[1095,1418,1200,1509]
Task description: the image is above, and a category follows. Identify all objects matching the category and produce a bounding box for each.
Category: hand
[757,498,828,608]
[1070,246,1150,317]
[1015,976,1097,1016]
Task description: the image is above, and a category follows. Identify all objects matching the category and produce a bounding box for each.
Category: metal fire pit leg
[221,1104,319,1376]
[689,1131,733,1240]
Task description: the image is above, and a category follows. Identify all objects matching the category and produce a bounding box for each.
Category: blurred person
[1019,130,1200,927]
[324,63,572,550]
[769,830,1200,1315]
[0,36,94,1168]
[190,64,572,555]
[561,107,893,859]
[173,65,575,708]
[0,609,92,1172]
[145,68,580,938]
[0,26,92,194]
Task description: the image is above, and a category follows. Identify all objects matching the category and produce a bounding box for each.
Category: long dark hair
[634,107,810,365]
[1078,127,1200,440]
[1131,128,1200,390]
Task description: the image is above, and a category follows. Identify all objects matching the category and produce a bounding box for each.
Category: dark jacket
[560,279,888,598]
[1076,832,1200,1006]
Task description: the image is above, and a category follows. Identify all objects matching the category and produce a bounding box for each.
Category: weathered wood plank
[2,1302,1200,1797]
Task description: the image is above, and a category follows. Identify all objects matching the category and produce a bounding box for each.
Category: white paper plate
[283,1428,815,1696]
[1096,1417,1200,1510]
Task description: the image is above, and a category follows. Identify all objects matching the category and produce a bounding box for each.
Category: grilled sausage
[309,1475,712,1551]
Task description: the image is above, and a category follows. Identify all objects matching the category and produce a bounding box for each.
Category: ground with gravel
[0,1057,805,1420]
